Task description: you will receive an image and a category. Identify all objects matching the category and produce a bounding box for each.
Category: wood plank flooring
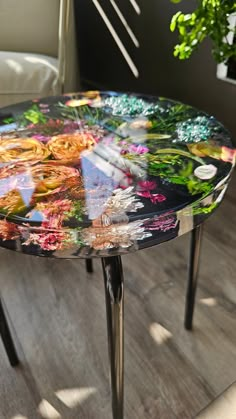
[0,174,235,419]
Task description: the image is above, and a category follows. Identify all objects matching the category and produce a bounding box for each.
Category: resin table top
[0,91,234,258]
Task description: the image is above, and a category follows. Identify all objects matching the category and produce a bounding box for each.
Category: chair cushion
[196,382,236,418]
[0,51,60,108]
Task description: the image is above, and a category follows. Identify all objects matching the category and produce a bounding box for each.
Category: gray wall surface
[75,0,236,142]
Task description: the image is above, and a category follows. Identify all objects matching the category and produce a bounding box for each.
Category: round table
[0,91,234,419]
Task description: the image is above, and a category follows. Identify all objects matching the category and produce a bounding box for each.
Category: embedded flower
[221,146,236,164]
[34,199,73,218]
[0,190,28,214]
[47,133,95,162]
[0,219,20,240]
[129,119,153,130]
[63,120,82,133]
[82,90,100,99]
[136,187,166,204]
[0,138,50,163]
[30,164,81,197]
[129,144,149,154]
[65,99,91,107]
[137,180,157,191]
[145,212,178,232]
[81,219,151,250]
[150,194,166,204]
[104,187,144,215]
[194,164,217,180]
[23,230,72,251]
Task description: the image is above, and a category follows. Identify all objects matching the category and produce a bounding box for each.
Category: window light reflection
[6,59,23,74]
[110,0,139,47]
[91,0,139,77]
[129,0,141,14]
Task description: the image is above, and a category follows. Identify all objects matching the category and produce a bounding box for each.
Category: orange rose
[0,138,50,163]
[0,190,26,214]
[47,133,95,162]
[30,164,82,196]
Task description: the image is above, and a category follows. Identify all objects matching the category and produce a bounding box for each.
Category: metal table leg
[184,224,203,330]
[102,256,124,419]
[0,297,19,366]
[85,258,93,273]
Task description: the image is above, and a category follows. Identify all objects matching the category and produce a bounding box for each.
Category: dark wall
[75,0,236,142]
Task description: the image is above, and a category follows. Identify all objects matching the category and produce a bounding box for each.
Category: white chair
[0,0,79,108]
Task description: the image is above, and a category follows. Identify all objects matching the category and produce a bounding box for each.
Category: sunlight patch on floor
[149,322,172,345]
[11,416,28,419]
[55,387,97,408]
[38,400,61,419]
[199,297,217,307]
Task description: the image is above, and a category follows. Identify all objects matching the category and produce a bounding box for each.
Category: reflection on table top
[0,91,234,258]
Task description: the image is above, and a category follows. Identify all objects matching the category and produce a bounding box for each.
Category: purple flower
[129,144,149,154]
[32,134,50,142]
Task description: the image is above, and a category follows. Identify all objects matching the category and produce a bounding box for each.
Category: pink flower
[145,212,178,232]
[129,144,149,154]
[24,230,71,251]
[137,191,152,199]
[33,134,50,142]
[137,180,157,191]
[150,194,166,203]
[136,189,166,204]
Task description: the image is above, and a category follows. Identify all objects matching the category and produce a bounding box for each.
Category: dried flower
[0,138,50,163]
[137,180,157,191]
[82,219,151,250]
[105,187,144,215]
[47,133,95,162]
[24,230,72,251]
[145,213,178,232]
[0,219,20,240]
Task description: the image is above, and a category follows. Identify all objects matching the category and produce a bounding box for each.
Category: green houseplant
[170,0,236,63]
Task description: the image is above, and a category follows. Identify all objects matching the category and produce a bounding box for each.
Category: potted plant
[169,0,236,65]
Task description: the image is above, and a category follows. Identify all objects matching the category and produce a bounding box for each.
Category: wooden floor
[0,174,235,419]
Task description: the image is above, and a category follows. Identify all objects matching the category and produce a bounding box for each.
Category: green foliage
[22,104,47,125]
[148,155,213,195]
[170,0,236,62]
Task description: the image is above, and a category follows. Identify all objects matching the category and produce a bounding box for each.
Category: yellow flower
[0,138,50,163]
[65,99,91,107]
[30,164,81,196]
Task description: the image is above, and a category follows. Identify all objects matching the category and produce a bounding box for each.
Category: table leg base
[0,297,19,366]
[102,256,124,419]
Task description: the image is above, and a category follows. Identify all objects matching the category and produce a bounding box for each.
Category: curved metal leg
[102,256,124,419]
[184,224,203,330]
[0,297,19,366]
[85,258,93,273]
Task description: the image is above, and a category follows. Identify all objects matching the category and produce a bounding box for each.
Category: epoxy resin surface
[0,91,234,257]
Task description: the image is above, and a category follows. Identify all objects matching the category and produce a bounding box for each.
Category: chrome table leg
[102,256,124,419]
[0,297,19,366]
[184,224,203,330]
